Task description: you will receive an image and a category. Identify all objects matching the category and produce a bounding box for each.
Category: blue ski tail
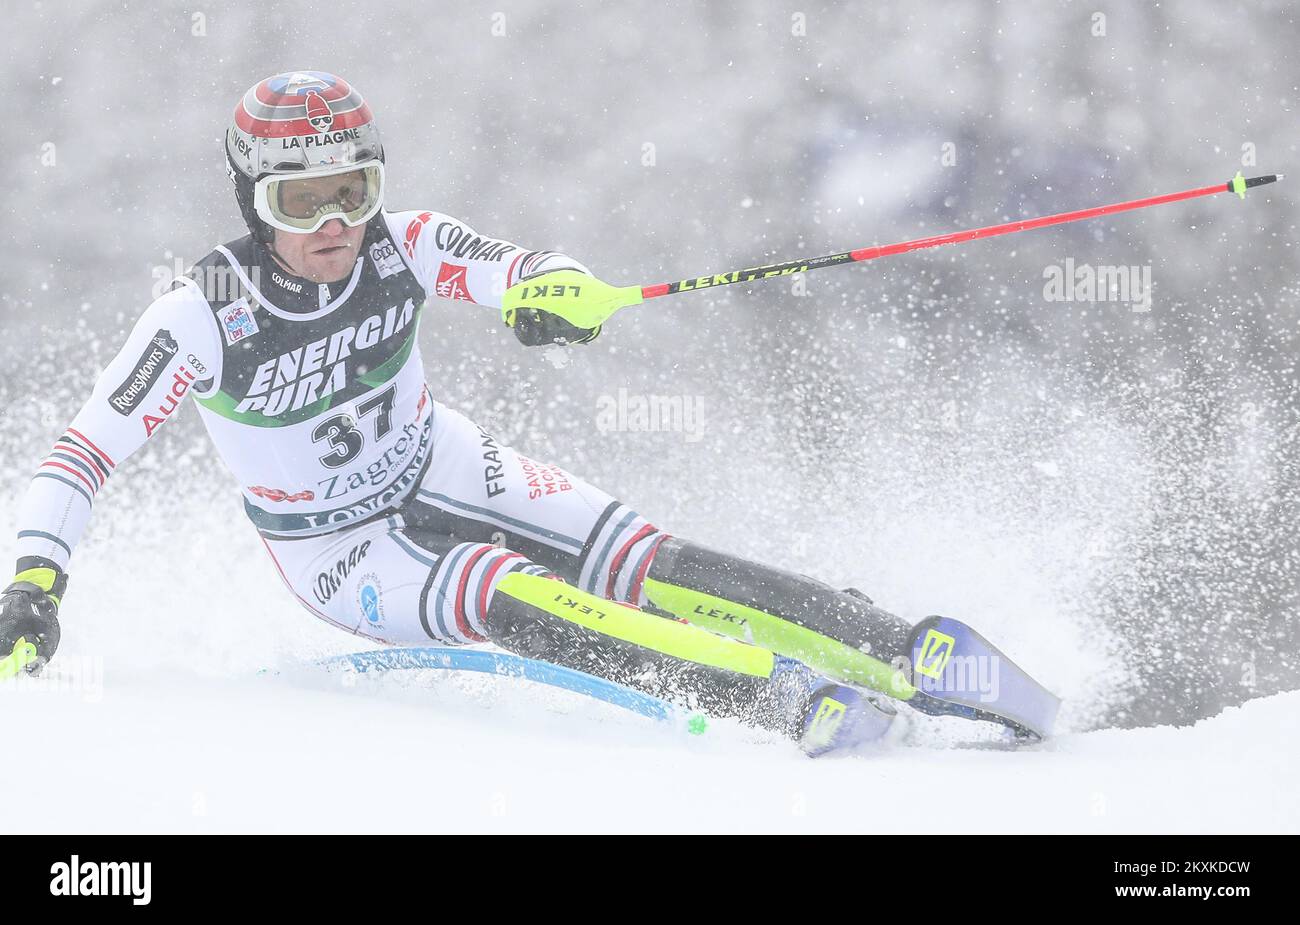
[320,646,703,731]
[905,616,1061,739]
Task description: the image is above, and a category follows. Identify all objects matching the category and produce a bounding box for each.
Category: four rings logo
[369,239,406,279]
[108,329,177,415]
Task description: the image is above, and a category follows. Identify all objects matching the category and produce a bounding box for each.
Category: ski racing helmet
[225,71,385,243]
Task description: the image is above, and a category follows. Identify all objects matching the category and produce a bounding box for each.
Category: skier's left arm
[382,210,601,346]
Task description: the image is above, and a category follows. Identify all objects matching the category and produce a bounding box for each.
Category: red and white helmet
[225,71,385,241]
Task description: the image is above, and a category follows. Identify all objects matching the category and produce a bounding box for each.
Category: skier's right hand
[501,269,642,337]
[510,307,601,346]
[0,561,65,674]
[506,269,602,346]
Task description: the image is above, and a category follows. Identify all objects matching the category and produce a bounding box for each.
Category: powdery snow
[4,657,1293,833]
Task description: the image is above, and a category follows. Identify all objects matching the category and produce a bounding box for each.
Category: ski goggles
[253,162,385,234]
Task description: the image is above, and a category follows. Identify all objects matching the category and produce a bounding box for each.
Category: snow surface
[5,648,1294,834]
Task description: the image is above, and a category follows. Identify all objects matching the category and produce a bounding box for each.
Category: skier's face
[272,218,365,283]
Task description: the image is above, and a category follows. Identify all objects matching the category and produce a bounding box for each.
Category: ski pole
[0,637,39,681]
[641,170,1281,298]
[501,171,1281,328]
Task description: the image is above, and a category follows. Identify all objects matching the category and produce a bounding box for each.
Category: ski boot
[900,616,1060,740]
[771,657,897,757]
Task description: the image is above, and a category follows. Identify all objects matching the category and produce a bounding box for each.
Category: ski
[903,616,1061,740]
[317,646,710,735]
[0,637,38,681]
[799,683,899,757]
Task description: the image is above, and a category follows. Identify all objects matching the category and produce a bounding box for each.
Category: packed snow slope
[4,654,1295,833]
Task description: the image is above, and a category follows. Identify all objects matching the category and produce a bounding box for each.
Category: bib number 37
[312,385,395,469]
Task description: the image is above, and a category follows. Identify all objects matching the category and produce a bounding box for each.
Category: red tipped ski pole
[640,171,1282,299]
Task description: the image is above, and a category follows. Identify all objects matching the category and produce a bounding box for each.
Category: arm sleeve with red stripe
[12,281,223,571]
[383,209,589,310]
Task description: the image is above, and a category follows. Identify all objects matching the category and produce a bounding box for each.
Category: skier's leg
[397,402,916,694]
[480,568,897,754]
[639,540,1062,739]
[287,400,1051,737]
[257,512,524,647]
[255,400,679,650]
[397,402,670,606]
[260,516,879,749]
[641,538,916,672]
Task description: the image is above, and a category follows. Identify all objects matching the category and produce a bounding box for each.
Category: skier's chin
[306,243,357,277]
[273,226,364,284]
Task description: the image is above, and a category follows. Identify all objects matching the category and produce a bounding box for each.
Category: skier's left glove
[506,269,600,346]
[0,558,65,677]
[511,308,601,346]
[501,269,644,346]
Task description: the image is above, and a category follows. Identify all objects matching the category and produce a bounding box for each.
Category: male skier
[2,71,1005,756]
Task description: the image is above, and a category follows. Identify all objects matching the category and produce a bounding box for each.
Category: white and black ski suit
[14,210,666,645]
